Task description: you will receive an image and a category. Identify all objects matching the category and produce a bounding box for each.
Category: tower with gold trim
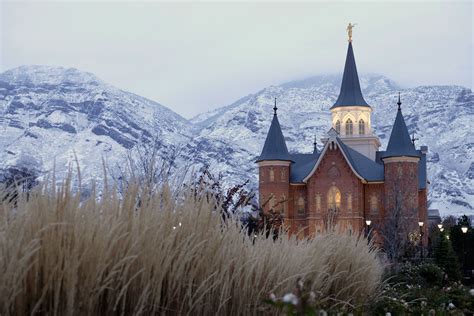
[330,28,381,160]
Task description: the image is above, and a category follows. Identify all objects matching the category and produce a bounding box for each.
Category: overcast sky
[1,1,472,118]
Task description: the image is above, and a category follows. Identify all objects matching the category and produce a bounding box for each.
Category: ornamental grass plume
[0,175,383,315]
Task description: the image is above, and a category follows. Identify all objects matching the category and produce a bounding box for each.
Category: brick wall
[383,159,420,236]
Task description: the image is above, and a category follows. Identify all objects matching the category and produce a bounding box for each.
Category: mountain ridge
[0,65,472,217]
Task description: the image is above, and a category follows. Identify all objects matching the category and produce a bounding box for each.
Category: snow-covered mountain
[0,66,472,217]
[0,65,191,182]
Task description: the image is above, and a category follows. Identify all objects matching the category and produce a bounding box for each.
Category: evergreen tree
[434,234,461,281]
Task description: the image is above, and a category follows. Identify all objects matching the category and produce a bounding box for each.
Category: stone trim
[382,156,420,163]
[257,161,292,167]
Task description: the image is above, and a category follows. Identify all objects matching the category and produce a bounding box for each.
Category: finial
[347,23,356,42]
[397,92,402,110]
[273,97,278,115]
[411,132,419,145]
[313,136,317,148]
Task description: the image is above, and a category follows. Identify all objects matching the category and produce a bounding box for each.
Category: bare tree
[377,193,418,264]
[323,207,339,232]
[113,138,190,197]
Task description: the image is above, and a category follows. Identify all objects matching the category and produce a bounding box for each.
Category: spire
[411,132,419,145]
[256,103,292,162]
[313,136,318,154]
[331,41,370,109]
[383,97,420,159]
[273,97,278,115]
[397,92,401,110]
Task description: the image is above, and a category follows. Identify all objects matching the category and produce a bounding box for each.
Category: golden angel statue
[347,23,357,42]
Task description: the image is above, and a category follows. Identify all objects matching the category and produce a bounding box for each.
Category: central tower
[330,40,381,160]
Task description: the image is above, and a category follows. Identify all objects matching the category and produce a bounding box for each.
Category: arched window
[280,169,286,182]
[347,193,352,212]
[315,194,321,212]
[297,196,305,216]
[269,168,274,182]
[280,195,286,215]
[327,186,341,211]
[270,194,276,210]
[359,119,365,135]
[335,120,341,134]
[345,119,353,135]
[370,195,378,215]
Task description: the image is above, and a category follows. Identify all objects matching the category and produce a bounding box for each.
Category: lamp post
[438,224,443,230]
[461,226,468,275]
[365,219,371,239]
[418,221,424,260]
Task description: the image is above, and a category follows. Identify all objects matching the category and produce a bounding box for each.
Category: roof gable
[303,136,384,183]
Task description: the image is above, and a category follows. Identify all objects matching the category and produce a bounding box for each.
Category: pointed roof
[256,106,292,162]
[383,96,420,159]
[313,136,318,155]
[331,42,370,109]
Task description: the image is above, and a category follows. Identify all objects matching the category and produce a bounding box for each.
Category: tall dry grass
[0,177,383,315]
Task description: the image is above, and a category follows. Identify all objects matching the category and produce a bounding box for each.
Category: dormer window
[335,120,341,134]
[359,119,365,135]
[345,119,353,135]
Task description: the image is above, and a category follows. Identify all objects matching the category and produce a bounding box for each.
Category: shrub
[0,176,383,315]
[392,263,444,288]
[434,234,462,281]
[371,262,474,314]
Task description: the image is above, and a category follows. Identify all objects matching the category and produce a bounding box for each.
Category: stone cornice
[257,161,292,167]
[382,156,420,163]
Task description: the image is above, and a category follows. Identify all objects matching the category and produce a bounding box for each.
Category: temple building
[256,34,428,243]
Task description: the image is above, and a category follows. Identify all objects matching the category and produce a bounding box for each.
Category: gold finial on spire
[347,22,356,42]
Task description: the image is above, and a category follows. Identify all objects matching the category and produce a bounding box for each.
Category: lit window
[359,119,365,135]
[335,120,341,134]
[328,186,341,210]
[269,168,274,182]
[345,119,353,135]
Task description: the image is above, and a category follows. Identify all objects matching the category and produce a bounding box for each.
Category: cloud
[1,1,472,118]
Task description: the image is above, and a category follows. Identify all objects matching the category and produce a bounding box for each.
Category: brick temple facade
[256,38,429,243]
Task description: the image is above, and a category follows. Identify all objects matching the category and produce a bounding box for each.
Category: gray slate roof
[418,150,427,189]
[284,138,426,189]
[336,138,385,181]
[331,42,370,109]
[382,108,420,158]
[256,114,292,162]
[289,153,319,182]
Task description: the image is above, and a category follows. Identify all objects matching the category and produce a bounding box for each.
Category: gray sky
[1,1,472,119]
